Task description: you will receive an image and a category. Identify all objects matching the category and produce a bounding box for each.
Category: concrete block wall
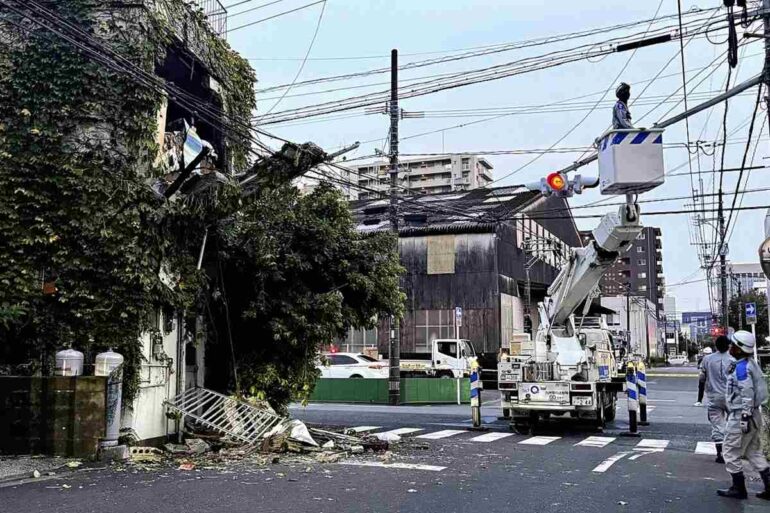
[0,377,107,458]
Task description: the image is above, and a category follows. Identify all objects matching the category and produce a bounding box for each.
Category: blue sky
[225,0,769,315]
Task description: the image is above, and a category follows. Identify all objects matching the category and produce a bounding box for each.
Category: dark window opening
[156,47,227,172]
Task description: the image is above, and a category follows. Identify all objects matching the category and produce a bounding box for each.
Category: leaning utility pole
[388,49,401,406]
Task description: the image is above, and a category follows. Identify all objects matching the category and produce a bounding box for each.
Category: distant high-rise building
[725,262,767,297]
[351,154,493,200]
[581,226,665,318]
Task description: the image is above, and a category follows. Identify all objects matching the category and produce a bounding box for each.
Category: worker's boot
[714,443,725,464]
[757,468,770,500]
[717,472,748,500]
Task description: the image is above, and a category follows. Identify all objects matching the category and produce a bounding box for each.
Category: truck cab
[400,338,476,378]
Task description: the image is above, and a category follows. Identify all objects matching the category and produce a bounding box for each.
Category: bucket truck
[498,127,665,431]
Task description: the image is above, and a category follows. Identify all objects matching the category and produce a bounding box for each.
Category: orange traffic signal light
[546,172,566,191]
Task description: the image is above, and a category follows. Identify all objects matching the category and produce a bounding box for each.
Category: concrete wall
[0,377,106,458]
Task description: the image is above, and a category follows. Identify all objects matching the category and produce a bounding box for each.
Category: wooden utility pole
[388,49,401,406]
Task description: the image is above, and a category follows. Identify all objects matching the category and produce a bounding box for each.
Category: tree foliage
[208,183,404,411]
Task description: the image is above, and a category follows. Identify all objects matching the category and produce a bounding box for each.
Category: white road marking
[636,439,669,449]
[339,462,445,472]
[592,452,632,473]
[348,426,379,433]
[519,436,560,446]
[416,430,466,440]
[575,436,616,448]
[647,399,676,402]
[629,448,664,460]
[646,405,656,412]
[470,432,514,443]
[695,442,717,455]
[377,427,424,436]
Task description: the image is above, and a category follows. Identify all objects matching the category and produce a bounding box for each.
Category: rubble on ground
[119,420,390,474]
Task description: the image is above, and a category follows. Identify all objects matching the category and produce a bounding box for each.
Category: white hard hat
[703,347,713,354]
[730,330,755,352]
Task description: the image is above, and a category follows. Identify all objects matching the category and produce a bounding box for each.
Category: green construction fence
[309,378,471,404]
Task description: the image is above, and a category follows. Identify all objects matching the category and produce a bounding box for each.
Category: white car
[317,352,388,379]
[668,354,688,366]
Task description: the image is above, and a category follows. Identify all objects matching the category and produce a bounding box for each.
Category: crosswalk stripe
[348,426,379,433]
[576,436,616,448]
[469,432,514,443]
[519,436,560,446]
[636,439,669,449]
[416,430,466,440]
[695,441,717,455]
[377,427,423,436]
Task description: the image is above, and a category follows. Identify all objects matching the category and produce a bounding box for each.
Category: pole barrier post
[637,361,649,426]
[620,361,641,437]
[470,359,484,430]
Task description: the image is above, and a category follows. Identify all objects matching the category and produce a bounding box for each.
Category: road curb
[646,373,698,378]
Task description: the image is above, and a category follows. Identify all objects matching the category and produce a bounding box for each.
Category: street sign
[455,306,463,327]
[746,302,757,325]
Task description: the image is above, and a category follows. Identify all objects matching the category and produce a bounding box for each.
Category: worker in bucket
[717,330,769,500]
[613,82,634,129]
[695,338,732,464]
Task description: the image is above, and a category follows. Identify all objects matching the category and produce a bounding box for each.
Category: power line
[257,15,742,124]
[256,0,326,117]
[256,8,720,94]
[226,0,288,15]
[226,0,325,33]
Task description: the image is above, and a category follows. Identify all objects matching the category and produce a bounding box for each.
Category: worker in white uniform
[696,337,732,463]
[613,82,634,129]
[717,330,769,500]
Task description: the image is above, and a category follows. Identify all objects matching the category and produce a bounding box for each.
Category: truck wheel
[604,395,617,422]
[350,374,363,378]
[437,372,453,379]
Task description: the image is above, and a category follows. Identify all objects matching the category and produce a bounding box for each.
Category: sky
[223,0,770,316]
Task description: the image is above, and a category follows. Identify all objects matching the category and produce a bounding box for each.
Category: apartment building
[353,154,493,199]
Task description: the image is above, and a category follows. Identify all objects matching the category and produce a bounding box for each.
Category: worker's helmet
[729,330,756,352]
[615,82,631,99]
[702,347,713,355]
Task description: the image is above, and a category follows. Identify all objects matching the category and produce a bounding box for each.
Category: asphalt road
[2,371,769,513]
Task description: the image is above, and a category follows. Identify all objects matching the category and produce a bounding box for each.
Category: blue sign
[746,302,757,324]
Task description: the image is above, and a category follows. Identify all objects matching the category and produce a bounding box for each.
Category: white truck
[400,338,476,378]
[498,127,665,431]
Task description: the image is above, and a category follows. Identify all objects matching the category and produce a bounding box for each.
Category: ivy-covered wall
[0,0,255,401]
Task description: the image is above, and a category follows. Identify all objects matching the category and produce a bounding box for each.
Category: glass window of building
[415,309,455,351]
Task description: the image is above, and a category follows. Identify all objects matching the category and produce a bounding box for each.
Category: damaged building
[0,0,256,451]
[345,186,583,367]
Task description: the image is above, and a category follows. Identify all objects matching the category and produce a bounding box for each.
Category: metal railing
[165,387,286,444]
[194,0,228,36]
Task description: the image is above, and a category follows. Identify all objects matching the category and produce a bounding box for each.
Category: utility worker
[613,82,634,129]
[717,330,770,500]
[695,338,732,463]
